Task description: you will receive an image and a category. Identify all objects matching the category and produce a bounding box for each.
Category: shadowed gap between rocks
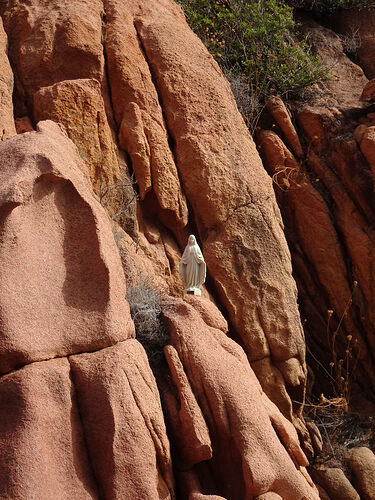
[133,19,186,203]
[68,358,103,500]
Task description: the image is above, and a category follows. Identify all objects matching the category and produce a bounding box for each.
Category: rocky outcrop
[346,447,375,500]
[0,0,309,436]
[69,340,175,499]
[104,0,188,228]
[0,116,321,499]
[0,357,99,499]
[258,20,375,408]
[0,121,133,374]
[161,296,318,500]
[0,122,175,499]
[33,79,121,191]
[129,0,308,435]
[309,467,359,500]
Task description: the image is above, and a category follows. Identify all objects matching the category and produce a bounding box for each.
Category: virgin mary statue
[179,235,206,296]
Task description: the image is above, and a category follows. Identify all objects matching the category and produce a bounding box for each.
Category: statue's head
[188,234,196,245]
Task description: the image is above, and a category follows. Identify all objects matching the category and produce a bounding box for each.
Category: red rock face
[0,122,319,498]
[0,0,309,433]
[0,0,328,496]
[0,18,16,140]
[0,358,98,499]
[161,296,318,500]
[0,121,133,374]
[0,123,175,499]
[257,21,375,409]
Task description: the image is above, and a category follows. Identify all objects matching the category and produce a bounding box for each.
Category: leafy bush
[288,0,375,12]
[126,278,168,367]
[178,0,327,104]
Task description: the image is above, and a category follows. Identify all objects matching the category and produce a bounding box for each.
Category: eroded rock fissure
[0,339,129,380]
[99,7,118,136]
[68,357,105,500]
[133,20,186,201]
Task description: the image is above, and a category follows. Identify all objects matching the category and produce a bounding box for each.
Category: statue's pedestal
[184,287,202,296]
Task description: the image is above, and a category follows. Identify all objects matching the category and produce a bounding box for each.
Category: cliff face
[1,0,374,498]
[0,0,320,498]
[0,121,318,499]
[258,10,375,413]
[0,0,310,429]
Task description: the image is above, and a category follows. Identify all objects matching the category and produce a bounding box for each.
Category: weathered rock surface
[0,120,133,374]
[258,21,375,406]
[104,0,188,228]
[0,121,174,499]
[0,0,105,117]
[0,0,311,430]
[0,357,98,499]
[0,0,341,497]
[0,18,15,140]
[346,447,375,500]
[127,0,308,434]
[309,466,359,500]
[33,78,120,190]
[161,296,318,500]
[70,339,175,500]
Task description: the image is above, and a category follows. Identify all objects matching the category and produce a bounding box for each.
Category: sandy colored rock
[0,121,133,374]
[114,216,186,297]
[34,78,120,190]
[164,344,212,468]
[0,18,16,140]
[1,0,105,117]
[346,447,375,500]
[128,0,308,428]
[0,357,98,499]
[162,297,318,500]
[266,96,303,158]
[69,339,175,500]
[309,467,359,500]
[103,0,188,228]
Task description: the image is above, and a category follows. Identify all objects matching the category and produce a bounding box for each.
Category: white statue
[179,235,206,296]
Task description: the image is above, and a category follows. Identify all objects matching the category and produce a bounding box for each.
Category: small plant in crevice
[307,281,360,413]
[126,276,169,368]
[272,164,310,191]
[306,404,374,473]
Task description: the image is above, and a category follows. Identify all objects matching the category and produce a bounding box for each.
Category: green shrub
[177,0,327,105]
